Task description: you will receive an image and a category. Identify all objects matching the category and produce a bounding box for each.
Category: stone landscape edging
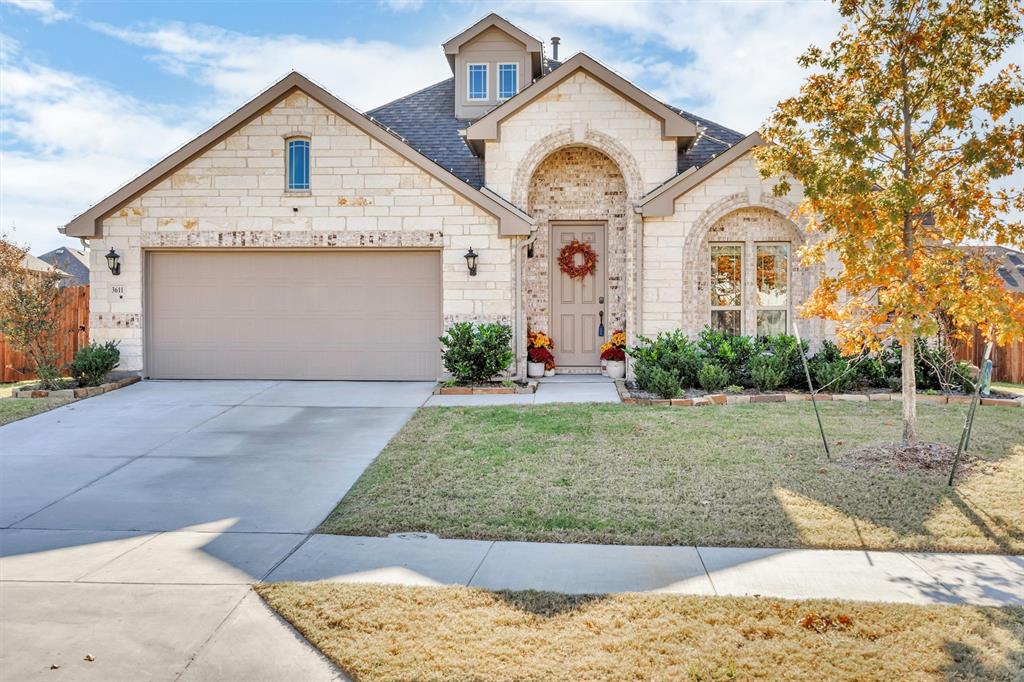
[613,380,1023,408]
[11,375,141,401]
[434,380,539,396]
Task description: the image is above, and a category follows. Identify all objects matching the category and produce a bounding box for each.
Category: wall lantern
[105,248,121,276]
[464,248,479,276]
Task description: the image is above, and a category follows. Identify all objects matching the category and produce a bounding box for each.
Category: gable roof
[62,72,534,238]
[464,53,699,151]
[38,247,90,286]
[640,132,765,216]
[442,12,544,76]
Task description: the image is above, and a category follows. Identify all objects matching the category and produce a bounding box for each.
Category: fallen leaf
[50,664,60,670]
[84,654,95,662]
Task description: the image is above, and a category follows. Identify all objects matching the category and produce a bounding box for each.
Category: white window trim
[709,242,744,335]
[467,63,489,101]
[497,62,519,100]
[285,136,311,193]
[754,242,791,335]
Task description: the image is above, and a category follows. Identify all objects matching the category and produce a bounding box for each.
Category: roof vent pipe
[551,37,560,61]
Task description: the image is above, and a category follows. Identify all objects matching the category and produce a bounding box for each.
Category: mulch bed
[841,441,985,478]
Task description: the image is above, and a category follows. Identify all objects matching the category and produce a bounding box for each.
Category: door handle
[598,310,605,337]
[599,296,604,304]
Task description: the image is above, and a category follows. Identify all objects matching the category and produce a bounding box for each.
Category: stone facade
[89,91,512,371]
[524,146,628,335]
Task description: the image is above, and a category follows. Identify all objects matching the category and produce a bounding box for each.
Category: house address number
[111,285,125,299]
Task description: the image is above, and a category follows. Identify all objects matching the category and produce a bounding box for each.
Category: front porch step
[553,367,603,375]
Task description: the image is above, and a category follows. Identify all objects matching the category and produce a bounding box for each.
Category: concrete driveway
[0,379,434,681]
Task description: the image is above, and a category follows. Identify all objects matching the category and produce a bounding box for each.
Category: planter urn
[606,360,626,380]
[527,361,546,378]
[544,368,556,377]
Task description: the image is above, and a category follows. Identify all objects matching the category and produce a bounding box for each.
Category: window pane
[757,310,787,336]
[712,310,741,335]
[469,64,487,99]
[499,64,518,98]
[756,244,788,307]
[288,140,309,190]
[710,244,742,307]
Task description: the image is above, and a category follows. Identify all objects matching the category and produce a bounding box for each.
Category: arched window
[287,138,310,190]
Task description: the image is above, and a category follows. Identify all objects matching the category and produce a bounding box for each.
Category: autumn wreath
[557,239,598,280]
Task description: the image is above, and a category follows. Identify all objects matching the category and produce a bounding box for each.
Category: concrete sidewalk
[266,534,1024,607]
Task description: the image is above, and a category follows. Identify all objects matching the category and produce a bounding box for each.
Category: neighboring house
[38,246,90,286]
[61,12,831,381]
[20,253,71,281]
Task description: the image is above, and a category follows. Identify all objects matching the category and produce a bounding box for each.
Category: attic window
[498,63,518,99]
[468,64,488,100]
[287,138,310,190]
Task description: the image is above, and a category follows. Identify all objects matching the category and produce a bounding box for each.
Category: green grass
[259,583,1024,682]
[319,401,1024,553]
[993,382,1024,396]
[0,380,70,426]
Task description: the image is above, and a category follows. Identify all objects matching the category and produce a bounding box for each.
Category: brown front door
[550,223,606,368]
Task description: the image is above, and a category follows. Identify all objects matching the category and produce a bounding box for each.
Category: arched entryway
[524,145,629,369]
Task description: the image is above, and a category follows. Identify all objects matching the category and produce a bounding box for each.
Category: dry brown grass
[319,402,1024,553]
[257,582,1024,681]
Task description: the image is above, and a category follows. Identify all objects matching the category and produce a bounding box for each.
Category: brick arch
[682,192,817,336]
[511,128,645,208]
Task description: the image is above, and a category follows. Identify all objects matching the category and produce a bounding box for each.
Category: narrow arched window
[287,138,310,190]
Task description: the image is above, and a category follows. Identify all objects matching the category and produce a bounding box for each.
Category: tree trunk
[901,332,918,444]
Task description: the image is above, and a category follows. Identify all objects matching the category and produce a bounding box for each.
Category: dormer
[443,13,544,120]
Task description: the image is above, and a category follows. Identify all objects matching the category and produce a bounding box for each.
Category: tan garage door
[146,250,442,380]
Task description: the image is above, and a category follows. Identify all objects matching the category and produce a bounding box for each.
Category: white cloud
[2,0,69,23]
[499,0,843,132]
[88,21,451,111]
[0,47,200,252]
[379,0,424,12]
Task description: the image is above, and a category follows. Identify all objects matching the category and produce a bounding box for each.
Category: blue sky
[1,0,1018,253]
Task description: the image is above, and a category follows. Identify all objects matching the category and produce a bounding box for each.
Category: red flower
[601,346,626,362]
[528,347,555,364]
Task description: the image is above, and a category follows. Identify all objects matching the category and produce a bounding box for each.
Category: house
[20,253,71,281]
[61,13,832,381]
[38,246,90,286]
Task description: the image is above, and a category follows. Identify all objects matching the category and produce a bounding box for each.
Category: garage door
[146,250,442,380]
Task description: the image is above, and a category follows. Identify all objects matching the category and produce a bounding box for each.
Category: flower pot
[544,368,556,377]
[527,362,545,378]
[600,359,608,375]
[606,360,626,380]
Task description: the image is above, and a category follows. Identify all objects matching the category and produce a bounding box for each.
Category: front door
[550,223,606,368]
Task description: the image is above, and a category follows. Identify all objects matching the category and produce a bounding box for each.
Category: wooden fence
[0,285,90,382]
[953,327,1024,385]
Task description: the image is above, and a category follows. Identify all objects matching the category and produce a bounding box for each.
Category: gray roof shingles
[367,76,745,192]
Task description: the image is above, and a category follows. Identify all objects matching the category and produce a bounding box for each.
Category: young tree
[756,0,1024,443]
[0,233,67,389]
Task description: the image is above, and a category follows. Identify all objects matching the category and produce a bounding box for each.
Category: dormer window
[287,138,310,190]
[498,63,518,99]
[468,64,488,100]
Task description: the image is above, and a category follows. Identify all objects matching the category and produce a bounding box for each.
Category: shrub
[644,365,683,399]
[439,322,513,384]
[754,334,804,389]
[696,327,753,385]
[69,341,120,387]
[724,384,744,394]
[812,359,855,393]
[749,352,788,392]
[628,331,702,389]
[698,362,730,392]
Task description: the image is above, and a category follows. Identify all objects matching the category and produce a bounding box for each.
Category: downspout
[514,230,539,381]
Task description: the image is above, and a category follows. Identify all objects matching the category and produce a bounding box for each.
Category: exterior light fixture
[105,248,121,276]
[464,248,479,276]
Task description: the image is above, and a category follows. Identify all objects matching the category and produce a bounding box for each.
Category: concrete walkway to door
[1,379,440,681]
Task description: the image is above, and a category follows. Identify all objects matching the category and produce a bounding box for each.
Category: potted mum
[601,330,627,379]
[527,330,555,378]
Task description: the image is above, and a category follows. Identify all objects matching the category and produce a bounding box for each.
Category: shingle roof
[368,77,745,191]
[368,79,484,188]
[38,246,90,286]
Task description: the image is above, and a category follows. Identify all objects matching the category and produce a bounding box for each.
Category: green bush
[698,362,731,392]
[439,323,513,384]
[644,365,683,399]
[628,331,702,390]
[749,353,788,392]
[68,341,120,387]
[754,334,805,389]
[697,327,753,385]
[812,359,855,393]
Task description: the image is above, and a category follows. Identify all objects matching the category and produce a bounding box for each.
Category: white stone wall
[484,71,679,198]
[641,152,834,345]
[89,90,512,372]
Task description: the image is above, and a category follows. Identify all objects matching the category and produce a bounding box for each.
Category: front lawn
[258,583,1024,681]
[319,402,1024,553]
